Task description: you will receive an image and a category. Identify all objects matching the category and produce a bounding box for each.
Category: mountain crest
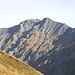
[0,18,75,75]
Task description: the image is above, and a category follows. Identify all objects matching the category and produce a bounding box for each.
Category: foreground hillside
[0,18,75,75]
[0,50,43,75]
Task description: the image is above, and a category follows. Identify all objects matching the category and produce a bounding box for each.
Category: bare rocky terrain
[0,18,75,75]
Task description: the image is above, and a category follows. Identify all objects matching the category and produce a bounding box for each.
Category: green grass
[0,50,43,75]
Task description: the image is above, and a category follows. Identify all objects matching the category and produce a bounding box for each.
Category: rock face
[0,18,75,75]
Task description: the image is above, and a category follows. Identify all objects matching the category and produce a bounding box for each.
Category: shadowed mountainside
[0,18,75,75]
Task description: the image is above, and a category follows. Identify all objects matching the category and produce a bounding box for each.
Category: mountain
[0,18,75,75]
[0,50,43,75]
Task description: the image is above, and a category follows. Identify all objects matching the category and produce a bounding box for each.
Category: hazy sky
[0,0,75,28]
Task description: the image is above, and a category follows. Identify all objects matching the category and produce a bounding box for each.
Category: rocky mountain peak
[0,18,75,75]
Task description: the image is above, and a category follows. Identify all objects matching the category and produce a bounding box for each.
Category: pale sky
[0,0,75,28]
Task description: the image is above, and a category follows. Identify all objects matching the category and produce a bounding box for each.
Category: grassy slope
[0,50,43,75]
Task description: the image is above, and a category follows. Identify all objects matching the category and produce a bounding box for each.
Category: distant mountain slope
[0,18,75,75]
[0,50,43,75]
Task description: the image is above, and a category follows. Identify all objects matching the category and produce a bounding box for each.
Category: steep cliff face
[0,18,75,75]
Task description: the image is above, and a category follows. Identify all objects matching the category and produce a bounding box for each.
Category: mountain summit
[0,18,75,75]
